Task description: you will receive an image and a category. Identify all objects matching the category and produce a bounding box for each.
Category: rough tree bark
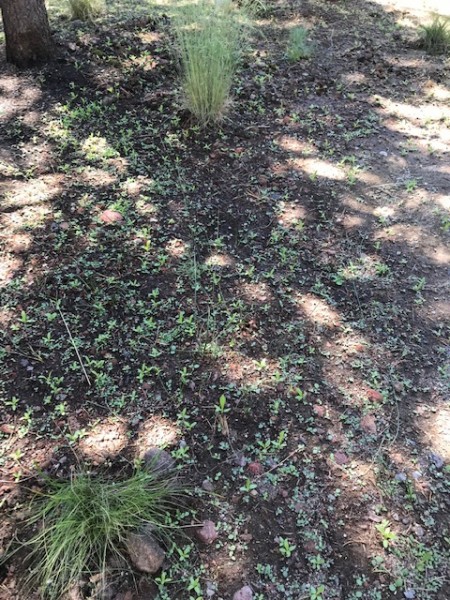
[1,0,53,68]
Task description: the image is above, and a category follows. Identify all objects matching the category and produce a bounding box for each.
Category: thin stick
[58,306,91,387]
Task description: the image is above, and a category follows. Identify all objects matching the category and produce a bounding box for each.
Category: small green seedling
[376,519,398,548]
[278,536,296,557]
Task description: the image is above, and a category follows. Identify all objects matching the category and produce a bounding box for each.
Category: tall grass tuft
[15,469,181,599]
[68,0,105,21]
[420,16,450,55]
[286,26,313,62]
[173,0,247,125]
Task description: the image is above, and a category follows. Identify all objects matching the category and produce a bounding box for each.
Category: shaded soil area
[0,0,449,599]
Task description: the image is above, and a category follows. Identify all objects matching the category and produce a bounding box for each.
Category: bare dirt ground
[0,0,449,599]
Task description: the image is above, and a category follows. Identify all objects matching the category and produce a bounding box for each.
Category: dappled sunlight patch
[222,349,280,389]
[6,232,33,255]
[292,157,345,181]
[204,252,235,267]
[276,200,306,228]
[134,416,180,458]
[341,71,367,86]
[78,418,129,465]
[0,255,23,287]
[240,281,273,304]
[425,82,450,102]
[295,293,341,328]
[375,96,450,122]
[1,202,52,234]
[0,174,63,210]
[418,405,450,462]
[0,431,57,482]
[374,205,396,220]
[342,213,366,229]
[166,238,189,258]
[276,135,311,154]
[79,166,117,186]
[0,75,42,121]
[138,31,162,44]
[81,135,120,163]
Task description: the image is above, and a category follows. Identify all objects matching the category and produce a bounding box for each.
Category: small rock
[313,404,326,418]
[395,472,407,482]
[195,520,218,544]
[304,539,317,553]
[404,589,416,599]
[413,524,424,538]
[143,448,175,476]
[334,451,349,465]
[366,389,383,403]
[202,479,214,492]
[247,462,264,477]
[360,414,377,435]
[60,221,70,231]
[99,209,124,224]
[125,532,165,574]
[429,453,444,469]
[233,586,253,600]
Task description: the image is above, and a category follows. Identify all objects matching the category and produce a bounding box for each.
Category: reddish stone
[247,461,264,477]
[195,520,218,544]
[99,209,124,224]
[360,414,377,434]
[313,404,326,418]
[367,389,383,403]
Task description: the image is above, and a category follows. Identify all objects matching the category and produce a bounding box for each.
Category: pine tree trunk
[1,0,53,68]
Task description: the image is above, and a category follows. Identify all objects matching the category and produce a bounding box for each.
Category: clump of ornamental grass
[286,26,313,61]
[173,0,248,125]
[11,469,181,599]
[68,0,105,21]
[419,16,450,55]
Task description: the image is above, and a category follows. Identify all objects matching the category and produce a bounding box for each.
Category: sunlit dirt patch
[134,416,180,458]
[0,255,23,287]
[295,293,341,328]
[78,418,129,465]
[292,157,345,181]
[276,200,306,227]
[418,405,450,462]
[0,174,63,211]
[204,253,235,267]
[166,238,189,258]
[240,281,273,304]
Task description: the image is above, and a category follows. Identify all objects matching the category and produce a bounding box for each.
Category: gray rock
[125,532,165,574]
[143,448,175,476]
[429,453,444,469]
[233,586,253,600]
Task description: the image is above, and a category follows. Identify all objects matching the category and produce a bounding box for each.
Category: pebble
[143,448,175,476]
[334,451,349,465]
[429,453,444,469]
[195,520,218,544]
[360,414,377,435]
[233,586,253,600]
[202,479,214,492]
[99,209,124,224]
[313,404,326,417]
[125,532,165,574]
